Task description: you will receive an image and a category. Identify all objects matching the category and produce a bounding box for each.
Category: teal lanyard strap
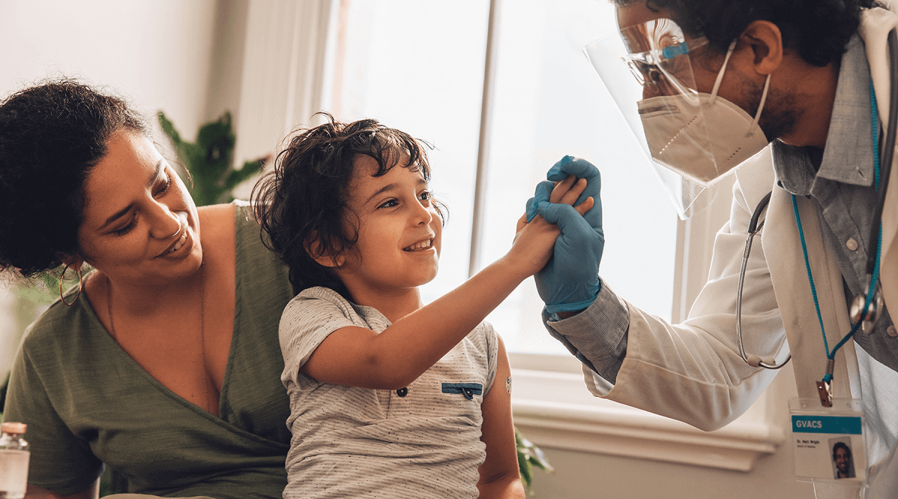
[791,194,833,357]
[790,78,884,383]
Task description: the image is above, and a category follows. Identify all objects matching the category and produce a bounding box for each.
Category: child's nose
[413,200,433,226]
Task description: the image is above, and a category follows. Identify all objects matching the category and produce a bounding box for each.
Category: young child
[251,115,591,499]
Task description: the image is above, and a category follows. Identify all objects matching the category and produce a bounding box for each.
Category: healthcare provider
[527,1,898,497]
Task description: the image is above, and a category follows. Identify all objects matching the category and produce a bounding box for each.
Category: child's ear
[305,231,345,268]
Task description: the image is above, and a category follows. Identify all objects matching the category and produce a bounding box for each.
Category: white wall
[0,0,223,382]
[0,0,218,135]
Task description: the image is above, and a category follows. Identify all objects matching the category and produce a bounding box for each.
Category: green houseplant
[516,427,554,492]
[158,111,268,206]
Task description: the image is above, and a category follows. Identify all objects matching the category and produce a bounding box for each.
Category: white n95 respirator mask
[584,18,771,218]
[638,88,769,186]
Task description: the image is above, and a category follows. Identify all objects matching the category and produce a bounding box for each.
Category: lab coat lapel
[880,156,898,338]
[859,5,898,122]
[862,6,898,336]
[763,189,857,401]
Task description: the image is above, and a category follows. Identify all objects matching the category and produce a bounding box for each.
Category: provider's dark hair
[0,78,150,277]
[613,0,877,66]
[252,113,445,297]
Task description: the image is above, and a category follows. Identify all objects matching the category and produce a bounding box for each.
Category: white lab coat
[581,6,898,498]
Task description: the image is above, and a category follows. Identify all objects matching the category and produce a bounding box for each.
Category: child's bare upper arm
[477,335,525,498]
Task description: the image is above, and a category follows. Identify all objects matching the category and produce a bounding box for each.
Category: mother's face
[74,130,202,287]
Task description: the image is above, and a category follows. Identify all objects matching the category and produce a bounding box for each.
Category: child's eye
[419,191,432,202]
[377,199,399,209]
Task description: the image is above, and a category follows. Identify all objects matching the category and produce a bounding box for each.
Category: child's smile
[403,237,435,252]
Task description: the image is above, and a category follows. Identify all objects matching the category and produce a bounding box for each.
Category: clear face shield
[584,19,769,218]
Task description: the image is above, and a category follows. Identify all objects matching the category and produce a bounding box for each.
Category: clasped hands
[521,156,604,314]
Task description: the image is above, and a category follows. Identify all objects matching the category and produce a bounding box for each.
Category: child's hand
[507,175,593,278]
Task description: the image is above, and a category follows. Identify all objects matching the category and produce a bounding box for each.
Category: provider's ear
[305,232,345,268]
[739,20,784,75]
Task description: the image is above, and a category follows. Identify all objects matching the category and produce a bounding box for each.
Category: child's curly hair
[252,113,446,297]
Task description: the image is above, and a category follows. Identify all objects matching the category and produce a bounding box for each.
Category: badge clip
[816,359,835,407]
[816,380,832,407]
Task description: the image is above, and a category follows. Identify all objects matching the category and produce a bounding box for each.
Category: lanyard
[790,78,886,407]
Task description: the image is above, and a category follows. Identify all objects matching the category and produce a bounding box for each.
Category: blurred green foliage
[516,427,554,493]
[13,269,84,306]
[158,111,268,207]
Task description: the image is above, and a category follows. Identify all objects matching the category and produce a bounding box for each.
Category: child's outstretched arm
[302,176,593,389]
[476,335,526,499]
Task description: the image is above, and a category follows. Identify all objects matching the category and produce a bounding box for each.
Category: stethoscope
[735,29,898,372]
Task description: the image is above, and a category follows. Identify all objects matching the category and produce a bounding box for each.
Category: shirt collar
[773,35,876,196]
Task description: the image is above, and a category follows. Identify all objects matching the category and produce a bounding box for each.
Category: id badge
[789,398,867,484]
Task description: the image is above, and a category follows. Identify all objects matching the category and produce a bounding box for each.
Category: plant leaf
[518,448,533,488]
[223,155,268,191]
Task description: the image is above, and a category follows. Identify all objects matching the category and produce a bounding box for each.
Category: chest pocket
[442,382,483,400]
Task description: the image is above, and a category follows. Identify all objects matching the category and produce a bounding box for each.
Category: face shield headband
[584,18,771,218]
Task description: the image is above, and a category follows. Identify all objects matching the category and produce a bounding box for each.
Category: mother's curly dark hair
[614,0,877,67]
[0,78,149,277]
[252,113,445,298]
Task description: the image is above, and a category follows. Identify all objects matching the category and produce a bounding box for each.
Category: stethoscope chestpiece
[849,281,884,333]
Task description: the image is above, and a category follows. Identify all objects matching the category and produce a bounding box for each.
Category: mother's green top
[5,202,294,498]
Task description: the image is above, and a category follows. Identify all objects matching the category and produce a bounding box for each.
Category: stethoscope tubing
[736,192,790,369]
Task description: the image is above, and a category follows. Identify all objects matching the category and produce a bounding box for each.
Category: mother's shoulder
[197,202,241,245]
[198,202,237,227]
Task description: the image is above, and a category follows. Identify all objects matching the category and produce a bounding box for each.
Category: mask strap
[748,74,771,136]
[709,39,738,104]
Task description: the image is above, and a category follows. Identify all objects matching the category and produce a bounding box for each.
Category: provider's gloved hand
[525,156,604,313]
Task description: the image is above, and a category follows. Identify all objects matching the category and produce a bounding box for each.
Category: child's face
[338,154,443,294]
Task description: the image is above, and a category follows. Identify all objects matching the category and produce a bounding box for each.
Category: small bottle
[0,422,30,499]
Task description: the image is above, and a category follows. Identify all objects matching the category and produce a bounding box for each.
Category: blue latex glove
[525,156,604,313]
[526,155,602,229]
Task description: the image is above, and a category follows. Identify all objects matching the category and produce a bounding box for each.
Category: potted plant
[157,111,268,206]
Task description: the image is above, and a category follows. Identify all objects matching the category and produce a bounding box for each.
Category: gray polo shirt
[279,286,499,499]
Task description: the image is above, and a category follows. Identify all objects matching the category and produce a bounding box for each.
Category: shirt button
[887,326,897,337]
[397,387,408,397]
[846,238,858,251]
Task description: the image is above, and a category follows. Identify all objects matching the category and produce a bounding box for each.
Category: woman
[0,80,294,498]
